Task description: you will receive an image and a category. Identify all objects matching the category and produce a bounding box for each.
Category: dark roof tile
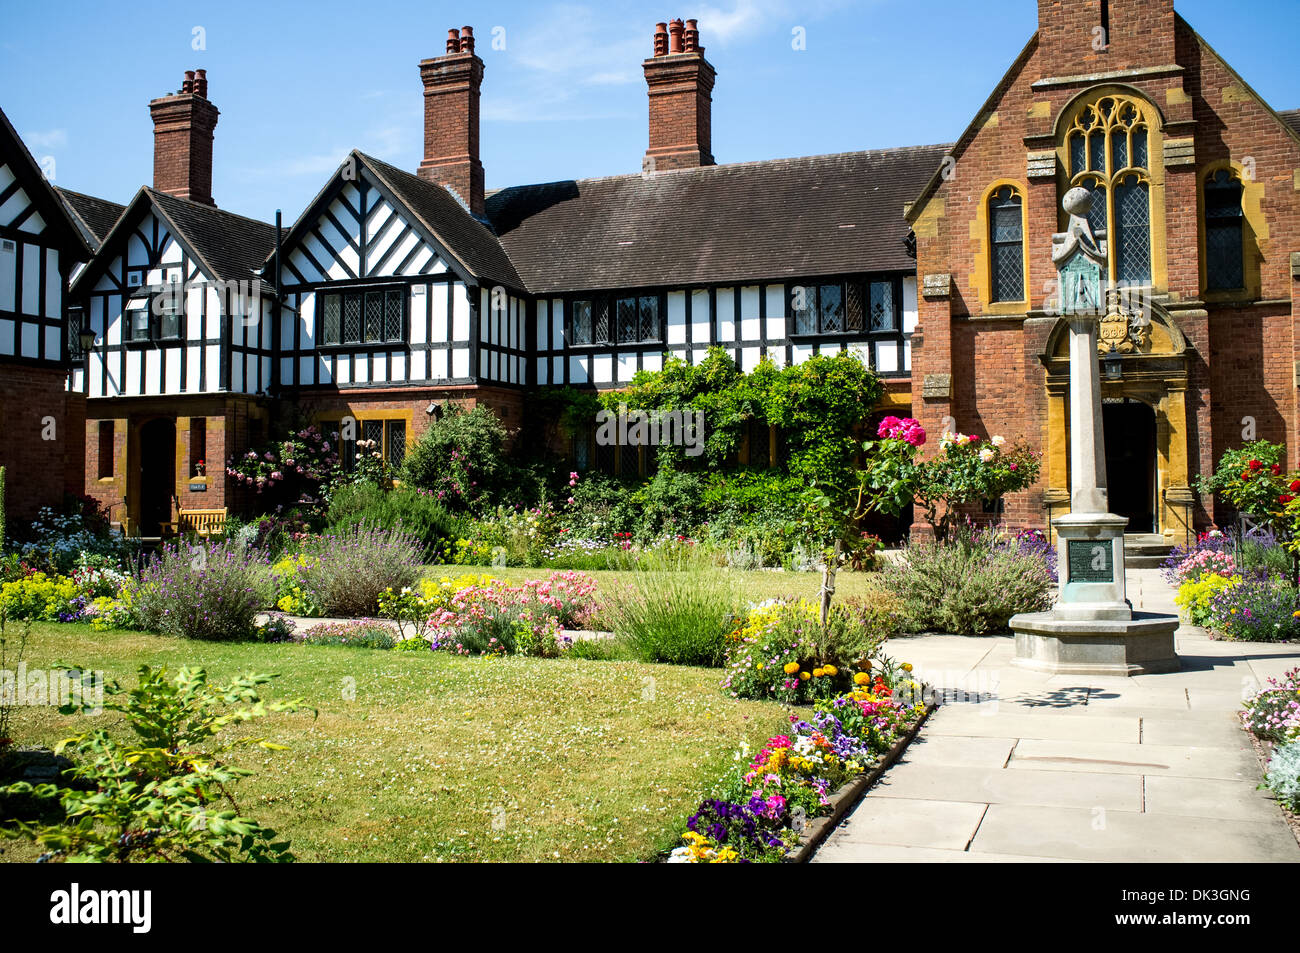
[486,144,952,294]
[55,187,126,248]
[147,188,276,283]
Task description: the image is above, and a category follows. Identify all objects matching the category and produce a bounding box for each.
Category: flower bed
[1241,669,1300,838]
[669,656,927,863]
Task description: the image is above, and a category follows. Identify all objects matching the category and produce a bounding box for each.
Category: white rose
[992,434,1006,447]
[979,447,996,463]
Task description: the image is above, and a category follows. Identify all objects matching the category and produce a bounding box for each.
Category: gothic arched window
[1063,94,1154,286]
[989,185,1025,302]
[1205,168,1244,291]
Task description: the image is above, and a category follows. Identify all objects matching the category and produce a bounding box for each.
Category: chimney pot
[446,28,461,53]
[460,25,474,53]
[653,22,669,57]
[668,18,684,53]
[182,70,195,94]
[683,19,699,52]
[194,68,207,98]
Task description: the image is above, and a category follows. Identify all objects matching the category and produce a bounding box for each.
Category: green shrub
[296,526,422,617]
[326,482,465,560]
[0,572,82,622]
[132,540,272,641]
[564,637,628,660]
[401,404,511,512]
[606,563,741,667]
[881,530,1053,635]
[0,665,302,862]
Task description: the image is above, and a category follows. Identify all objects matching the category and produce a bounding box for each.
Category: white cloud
[22,128,67,150]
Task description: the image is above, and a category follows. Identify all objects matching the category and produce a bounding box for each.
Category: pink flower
[1009,463,1018,471]
[567,497,575,505]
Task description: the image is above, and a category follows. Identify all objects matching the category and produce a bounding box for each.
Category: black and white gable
[70,187,276,398]
[0,107,90,366]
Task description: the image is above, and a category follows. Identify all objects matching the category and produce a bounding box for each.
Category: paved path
[814,569,1300,863]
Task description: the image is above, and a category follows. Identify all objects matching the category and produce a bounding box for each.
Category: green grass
[1,623,786,863]
[423,564,884,608]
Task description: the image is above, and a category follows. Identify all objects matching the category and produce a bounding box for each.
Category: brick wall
[149,72,218,207]
[0,365,85,524]
[911,4,1300,534]
[643,20,716,171]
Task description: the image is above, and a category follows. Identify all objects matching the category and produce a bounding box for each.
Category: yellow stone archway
[1040,303,1194,542]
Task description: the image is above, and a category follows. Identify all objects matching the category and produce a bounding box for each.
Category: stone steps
[1124,533,1173,569]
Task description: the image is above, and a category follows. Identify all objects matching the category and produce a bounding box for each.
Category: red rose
[1290,480,1300,492]
[1273,464,1283,476]
[1279,494,1295,505]
[1249,459,1262,470]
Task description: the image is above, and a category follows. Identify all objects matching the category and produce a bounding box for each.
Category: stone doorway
[1103,398,1156,534]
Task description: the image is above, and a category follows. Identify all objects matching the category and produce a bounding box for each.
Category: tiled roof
[1279,108,1300,137]
[147,188,276,283]
[485,144,952,295]
[358,153,523,289]
[55,187,126,249]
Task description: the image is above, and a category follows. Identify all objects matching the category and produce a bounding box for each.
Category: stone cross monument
[1009,188,1179,675]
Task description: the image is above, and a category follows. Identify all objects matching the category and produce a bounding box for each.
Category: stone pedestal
[1009,188,1180,677]
[1010,611,1180,676]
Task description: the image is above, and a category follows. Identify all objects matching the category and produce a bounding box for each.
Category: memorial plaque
[1067,539,1113,583]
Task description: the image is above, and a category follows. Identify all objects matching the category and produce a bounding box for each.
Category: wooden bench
[178,508,228,538]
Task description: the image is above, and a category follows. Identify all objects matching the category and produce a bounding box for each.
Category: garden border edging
[785,701,935,863]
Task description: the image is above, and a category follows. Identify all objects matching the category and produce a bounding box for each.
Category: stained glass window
[1205,168,1244,291]
[1062,93,1154,286]
[989,186,1024,302]
[1115,174,1151,285]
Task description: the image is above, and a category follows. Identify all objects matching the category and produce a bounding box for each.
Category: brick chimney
[643,18,716,172]
[418,26,486,216]
[1036,0,1175,74]
[149,69,219,206]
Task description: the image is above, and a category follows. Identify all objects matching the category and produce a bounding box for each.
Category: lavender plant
[133,540,271,641]
[295,526,422,617]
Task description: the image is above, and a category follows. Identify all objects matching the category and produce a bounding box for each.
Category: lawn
[1,622,787,863]
[422,563,887,609]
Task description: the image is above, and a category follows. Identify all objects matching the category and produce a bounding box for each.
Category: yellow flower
[799,671,811,681]
[756,663,764,670]
[812,668,824,678]
[823,665,837,676]
[902,663,913,672]
[853,672,871,686]
[783,662,800,675]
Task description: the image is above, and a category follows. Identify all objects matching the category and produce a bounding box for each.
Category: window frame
[123,286,185,345]
[786,275,910,377]
[987,184,1027,305]
[315,285,408,349]
[1203,166,1246,294]
[1061,92,1158,289]
[565,292,664,348]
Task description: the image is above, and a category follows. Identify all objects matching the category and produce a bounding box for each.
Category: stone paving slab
[1139,713,1247,747]
[1008,738,1257,781]
[822,797,987,851]
[970,804,1300,863]
[1142,776,1282,823]
[871,763,1143,811]
[898,735,1015,769]
[813,842,1081,863]
[921,709,1140,743]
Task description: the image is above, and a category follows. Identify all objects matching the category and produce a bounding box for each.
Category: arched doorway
[1103,398,1156,533]
[138,418,176,537]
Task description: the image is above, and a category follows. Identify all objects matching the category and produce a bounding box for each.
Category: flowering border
[784,701,934,862]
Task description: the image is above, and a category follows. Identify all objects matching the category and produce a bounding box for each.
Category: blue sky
[3,0,1298,224]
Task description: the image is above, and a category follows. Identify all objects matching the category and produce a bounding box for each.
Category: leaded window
[569,300,593,345]
[613,295,659,343]
[989,186,1025,302]
[1064,94,1154,286]
[1205,168,1244,291]
[868,281,895,331]
[844,282,865,332]
[319,287,406,346]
